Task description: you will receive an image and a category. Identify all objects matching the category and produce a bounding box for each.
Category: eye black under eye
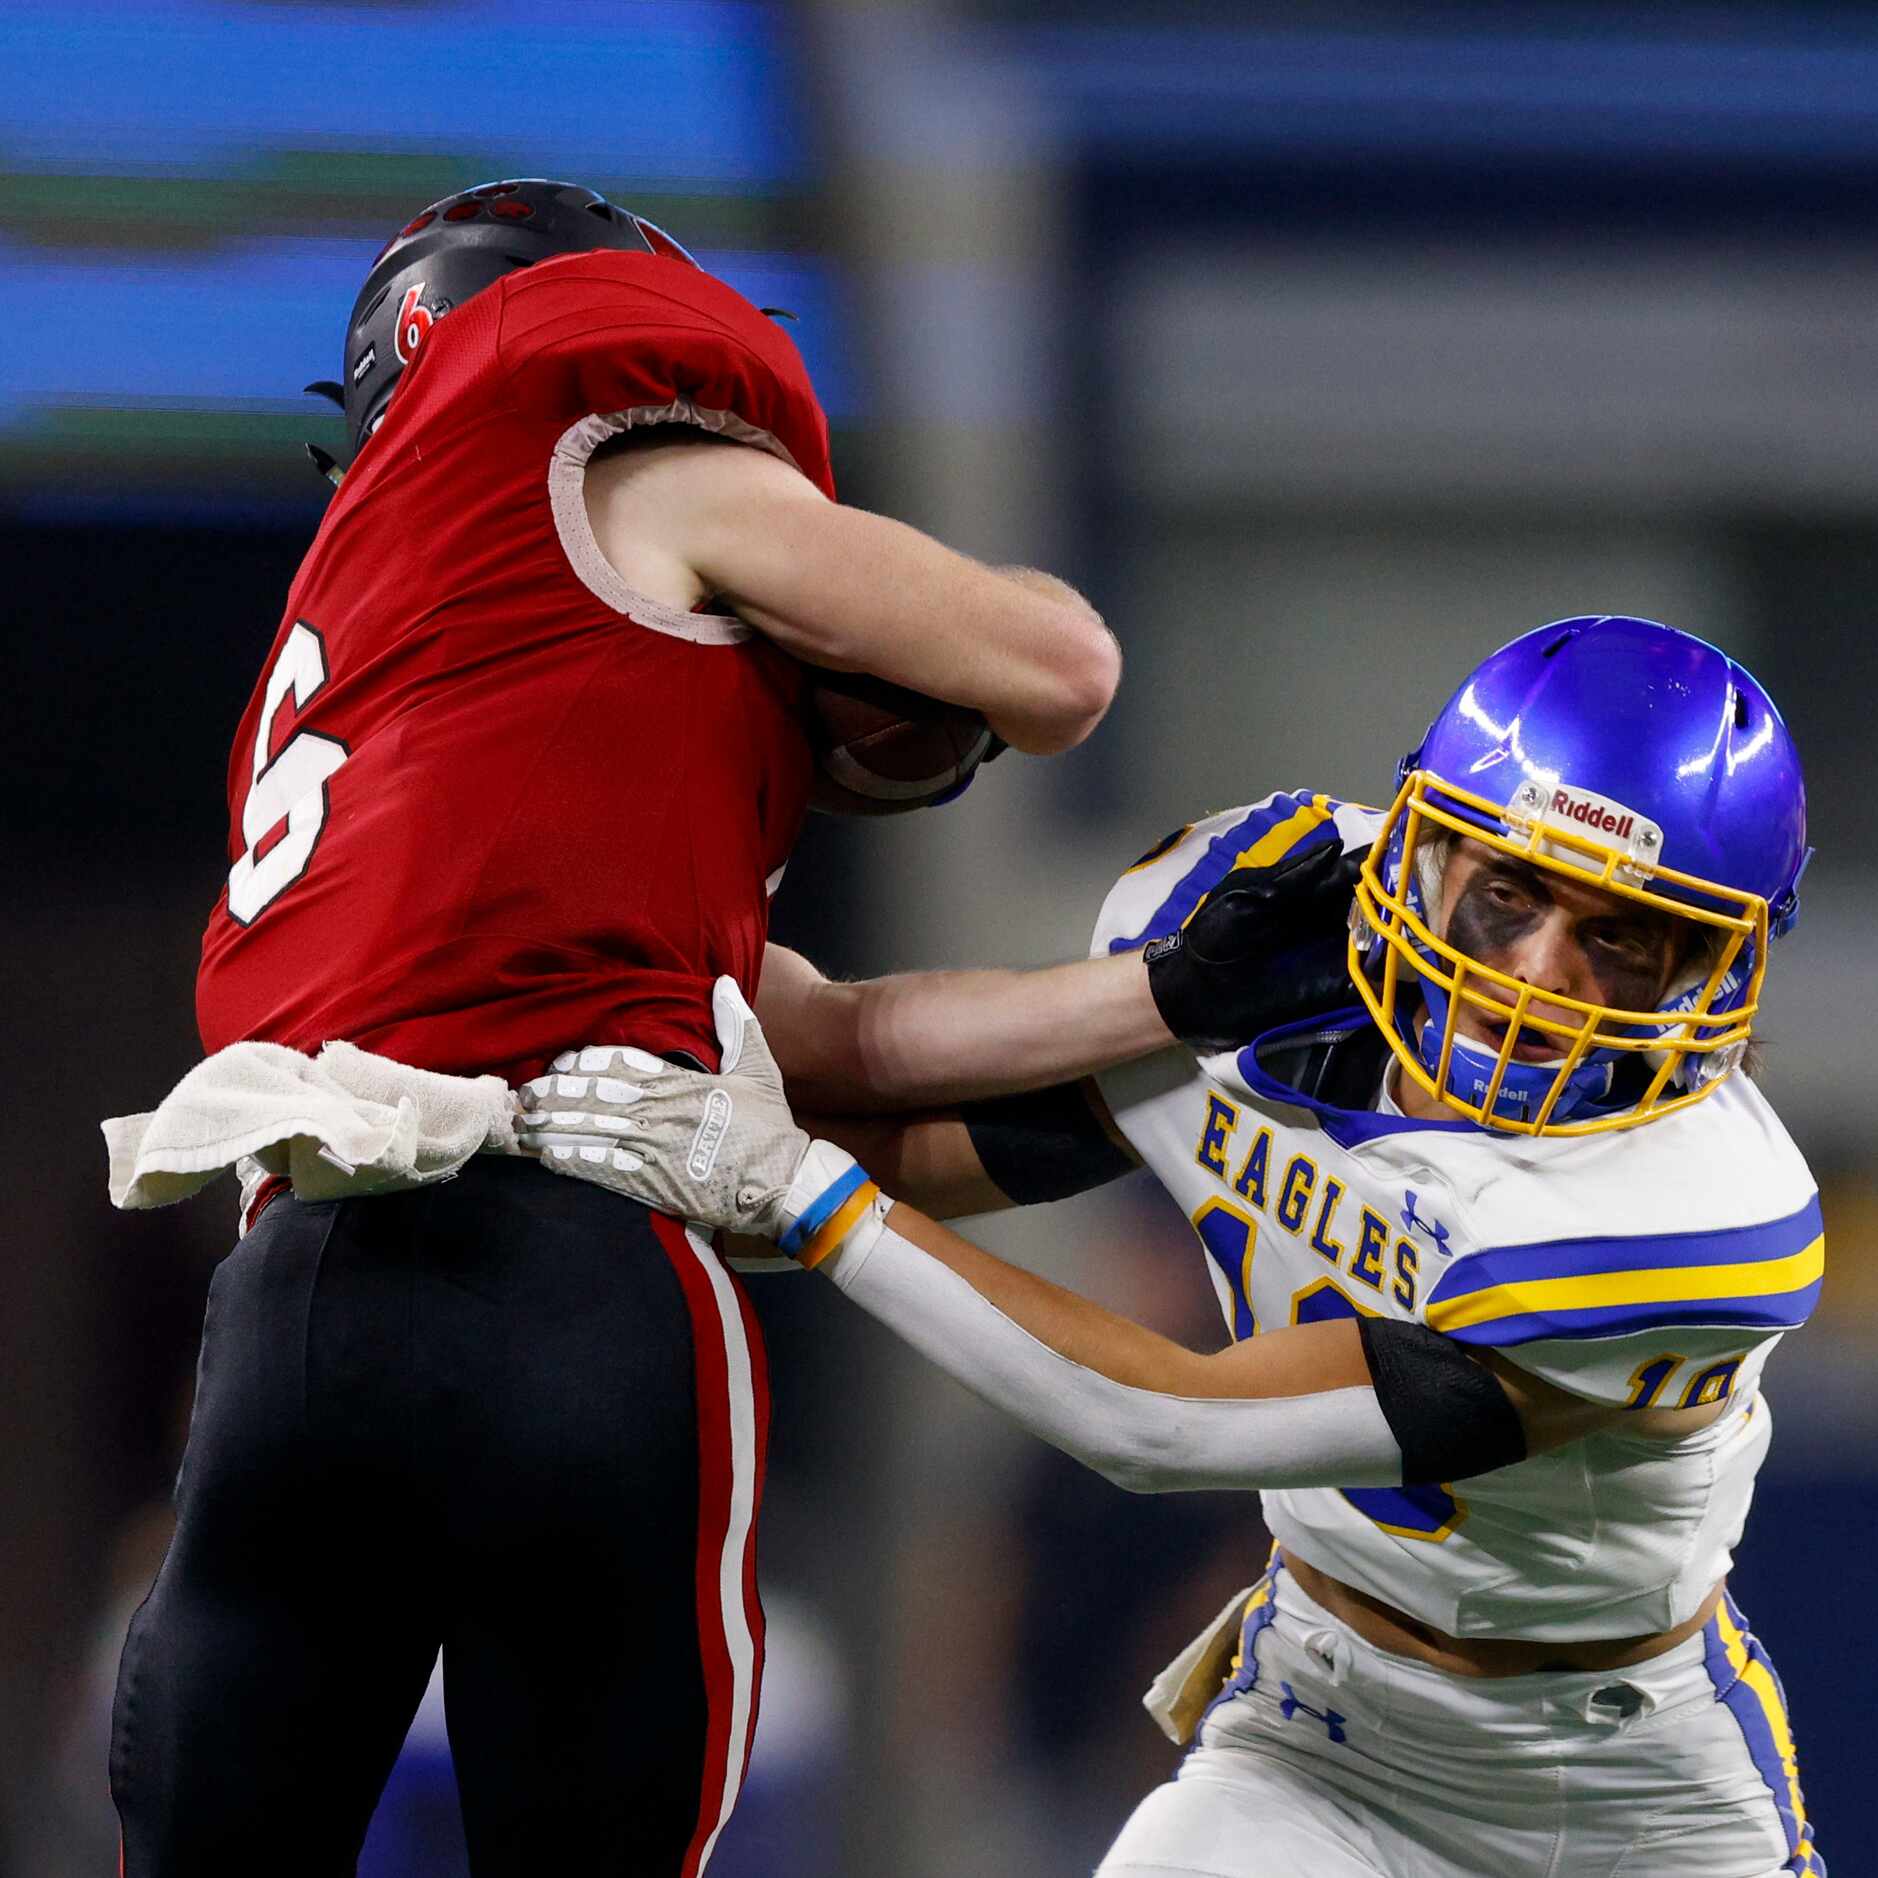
[1588,928,1665,973]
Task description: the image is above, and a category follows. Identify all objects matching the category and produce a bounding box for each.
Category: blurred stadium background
[6,1,1877,1871]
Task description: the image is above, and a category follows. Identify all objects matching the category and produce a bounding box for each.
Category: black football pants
[110,1157,770,1875]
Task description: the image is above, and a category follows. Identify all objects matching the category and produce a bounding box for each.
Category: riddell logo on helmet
[1518,780,1665,865]
[393,283,441,364]
[1551,789,1635,838]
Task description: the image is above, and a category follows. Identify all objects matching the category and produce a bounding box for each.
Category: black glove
[1143,838,1367,1053]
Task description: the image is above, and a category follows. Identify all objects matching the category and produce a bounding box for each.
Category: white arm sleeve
[829,1219,1404,1494]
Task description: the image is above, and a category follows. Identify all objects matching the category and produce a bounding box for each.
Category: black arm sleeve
[1355,1315,1528,1485]
[962,1077,1139,1207]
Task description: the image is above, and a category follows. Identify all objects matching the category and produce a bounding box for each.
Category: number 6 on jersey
[226,621,348,925]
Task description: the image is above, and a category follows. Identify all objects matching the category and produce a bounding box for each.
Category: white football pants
[1099,1559,1821,1878]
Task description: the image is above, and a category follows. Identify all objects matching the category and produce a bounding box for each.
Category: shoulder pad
[1091,790,1372,957]
[497,250,834,497]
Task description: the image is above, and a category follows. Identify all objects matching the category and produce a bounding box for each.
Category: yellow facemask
[1347,770,1768,1137]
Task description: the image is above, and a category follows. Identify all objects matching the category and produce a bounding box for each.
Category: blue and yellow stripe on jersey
[1107,791,1341,954]
[1424,1195,1823,1346]
[1702,1592,1825,1875]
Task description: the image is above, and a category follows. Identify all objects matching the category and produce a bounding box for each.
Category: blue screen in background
[0,240,851,416]
[0,0,850,511]
[2,1,802,178]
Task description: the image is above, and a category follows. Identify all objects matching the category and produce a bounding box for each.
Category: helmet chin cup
[1413,983,1614,1125]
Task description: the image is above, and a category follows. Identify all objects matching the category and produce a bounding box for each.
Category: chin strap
[304,443,344,488]
[303,381,347,489]
[1411,983,1614,1126]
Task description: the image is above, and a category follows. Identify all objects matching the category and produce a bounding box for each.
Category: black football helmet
[315,179,698,462]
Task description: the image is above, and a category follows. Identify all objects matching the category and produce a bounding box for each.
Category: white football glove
[518,976,878,1261]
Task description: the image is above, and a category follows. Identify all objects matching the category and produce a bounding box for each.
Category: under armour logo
[1402,1189,1452,1257]
[1279,1681,1347,1743]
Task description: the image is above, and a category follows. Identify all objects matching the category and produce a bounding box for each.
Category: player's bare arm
[753,944,1149,1216]
[754,941,1168,1113]
[789,1078,1134,1226]
[751,1111,1012,1224]
[757,835,1363,1115]
[582,431,1120,754]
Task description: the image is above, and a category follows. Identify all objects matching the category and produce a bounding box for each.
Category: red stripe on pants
[733,1270,771,1801]
[650,1214,769,1878]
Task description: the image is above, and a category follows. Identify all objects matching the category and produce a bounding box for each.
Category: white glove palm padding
[520,977,842,1240]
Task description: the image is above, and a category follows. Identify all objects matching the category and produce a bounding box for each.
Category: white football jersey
[1092,794,1824,1641]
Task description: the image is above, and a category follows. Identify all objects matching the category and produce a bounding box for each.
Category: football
[804,670,995,816]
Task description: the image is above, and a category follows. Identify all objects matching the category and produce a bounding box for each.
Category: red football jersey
[197,250,833,1082]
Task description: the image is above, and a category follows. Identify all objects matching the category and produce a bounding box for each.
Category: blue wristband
[778,1161,870,1261]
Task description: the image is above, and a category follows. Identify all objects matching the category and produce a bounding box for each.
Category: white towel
[1140,1585,1256,1744]
[103,1040,521,1212]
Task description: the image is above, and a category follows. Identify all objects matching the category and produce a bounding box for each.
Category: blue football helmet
[1350,616,1810,1135]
